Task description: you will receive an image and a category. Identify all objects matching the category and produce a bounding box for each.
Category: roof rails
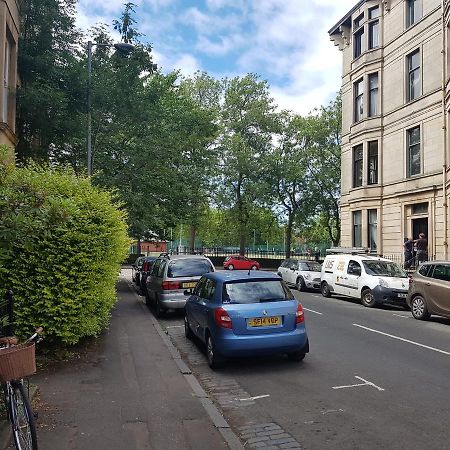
[326,247,370,255]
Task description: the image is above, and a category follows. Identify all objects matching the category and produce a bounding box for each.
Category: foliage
[0,163,129,345]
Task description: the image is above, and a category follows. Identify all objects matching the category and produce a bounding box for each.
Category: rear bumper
[159,292,187,310]
[213,327,309,357]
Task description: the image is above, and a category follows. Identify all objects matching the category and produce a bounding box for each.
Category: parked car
[131,256,145,284]
[184,271,309,369]
[145,254,215,317]
[277,259,322,291]
[321,254,409,307]
[139,256,157,296]
[407,261,450,320]
[223,255,260,271]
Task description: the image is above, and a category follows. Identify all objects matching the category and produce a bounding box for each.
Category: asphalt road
[148,279,450,450]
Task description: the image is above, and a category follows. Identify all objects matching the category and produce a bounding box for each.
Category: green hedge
[0,160,130,345]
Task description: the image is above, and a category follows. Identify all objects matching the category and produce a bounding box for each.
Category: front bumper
[372,285,408,305]
[305,278,321,289]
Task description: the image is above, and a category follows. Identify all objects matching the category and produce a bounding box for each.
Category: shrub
[0,162,130,345]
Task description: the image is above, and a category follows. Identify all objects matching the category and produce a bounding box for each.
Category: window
[368,6,379,49]
[368,209,377,251]
[412,202,428,215]
[406,0,422,28]
[353,212,362,247]
[368,141,378,184]
[354,78,364,122]
[407,49,421,101]
[353,14,365,58]
[407,126,421,177]
[347,260,362,276]
[368,73,379,117]
[353,144,363,187]
[431,264,450,282]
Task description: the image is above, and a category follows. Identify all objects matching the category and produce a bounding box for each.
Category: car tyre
[287,351,306,362]
[227,264,234,270]
[361,289,376,308]
[321,282,331,298]
[154,296,164,318]
[184,314,194,340]
[410,295,430,320]
[251,265,258,270]
[206,334,224,369]
[296,277,306,292]
[145,292,151,307]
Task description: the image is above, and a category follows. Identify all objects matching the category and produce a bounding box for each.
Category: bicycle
[0,327,43,450]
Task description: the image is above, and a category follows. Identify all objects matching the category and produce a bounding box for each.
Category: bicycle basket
[0,343,36,382]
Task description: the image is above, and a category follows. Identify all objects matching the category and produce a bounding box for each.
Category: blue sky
[76,0,356,115]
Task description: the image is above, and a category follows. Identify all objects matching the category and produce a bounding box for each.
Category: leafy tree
[216,74,278,255]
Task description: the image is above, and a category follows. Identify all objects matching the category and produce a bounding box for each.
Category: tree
[216,74,278,255]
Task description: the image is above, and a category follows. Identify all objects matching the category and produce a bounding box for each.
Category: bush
[0,162,130,345]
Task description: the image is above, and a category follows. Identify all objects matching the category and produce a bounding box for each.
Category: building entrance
[412,217,428,240]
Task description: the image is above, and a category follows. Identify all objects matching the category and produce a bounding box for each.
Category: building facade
[0,0,18,163]
[329,0,450,261]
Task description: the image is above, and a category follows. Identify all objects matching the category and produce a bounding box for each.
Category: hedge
[0,159,130,345]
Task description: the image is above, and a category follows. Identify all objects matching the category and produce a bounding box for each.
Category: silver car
[277,259,322,291]
[145,254,215,317]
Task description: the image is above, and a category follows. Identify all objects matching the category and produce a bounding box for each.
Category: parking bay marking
[333,376,384,392]
[303,307,323,315]
[392,313,409,319]
[239,394,270,401]
[353,323,450,356]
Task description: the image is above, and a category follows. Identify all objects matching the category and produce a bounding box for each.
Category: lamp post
[87,40,134,176]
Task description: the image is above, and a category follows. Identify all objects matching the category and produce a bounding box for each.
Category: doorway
[412,217,428,240]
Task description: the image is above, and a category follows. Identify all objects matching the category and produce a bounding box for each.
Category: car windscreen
[167,259,213,278]
[223,280,294,304]
[298,262,321,271]
[362,260,407,278]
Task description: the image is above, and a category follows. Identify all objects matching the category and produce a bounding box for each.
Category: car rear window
[167,259,214,278]
[223,280,294,304]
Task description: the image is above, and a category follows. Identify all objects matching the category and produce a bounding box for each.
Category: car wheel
[206,334,224,369]
[145,292,151,307]
[411,295,430,320]
[361,289,376,308]
[155,296,164,318]
[227,264,234,270]
[321,282,331,298]
[184,314,194,339]
[287,351,306,362]
[251,265,258,270]
[296,277,306,292]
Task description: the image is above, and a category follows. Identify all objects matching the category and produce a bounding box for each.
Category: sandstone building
[329,0,450,261]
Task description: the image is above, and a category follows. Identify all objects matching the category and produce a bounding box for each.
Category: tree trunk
[189,225,196,254]
[285,212,294,259]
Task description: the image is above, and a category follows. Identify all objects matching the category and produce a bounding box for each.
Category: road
[137,274,450,450]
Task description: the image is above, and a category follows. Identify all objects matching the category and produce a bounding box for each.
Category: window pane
[369,73,378,116]
[354,14,364,30]
[353,145,363,187]
[409,126,420,145]
[369,21,379,49]
[368,141,378,184]
[369,6,380,19]
[409,144,421,175]
[368,209,377,250]
[409,51,420,70]
[354,29,365,58]
[353,211,362,247]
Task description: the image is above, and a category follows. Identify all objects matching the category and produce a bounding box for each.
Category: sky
[75,0,357,116]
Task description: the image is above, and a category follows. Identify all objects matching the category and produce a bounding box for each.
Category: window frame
[368,73,379,117]
[368,6,380,49]
[367,140,378,185]
[407,125,421,177]
[368,209,378,251]
[407,49,421,102]
[354,78,364,122]
[353,144,364,188]
[353,211,363,248]
[353,13,365,59]
[406,0,422,29]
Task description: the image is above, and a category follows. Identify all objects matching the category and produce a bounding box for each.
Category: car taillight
[162,281,181,290]
[214,307,232,329]
[295,303,305,325]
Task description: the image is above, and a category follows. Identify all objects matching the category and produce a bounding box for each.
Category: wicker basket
[0,343,36,382]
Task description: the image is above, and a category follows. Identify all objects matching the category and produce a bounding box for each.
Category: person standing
[403,237,414,268]
[415,233,428,264]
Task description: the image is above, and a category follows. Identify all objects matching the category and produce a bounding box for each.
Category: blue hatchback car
[184,271,309,369]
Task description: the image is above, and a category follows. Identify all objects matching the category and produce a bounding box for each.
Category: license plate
[398,293,407,298]
[248,316,281,327]
[182,282,197,289]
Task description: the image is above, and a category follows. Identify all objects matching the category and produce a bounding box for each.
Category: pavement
[3,272,244,450]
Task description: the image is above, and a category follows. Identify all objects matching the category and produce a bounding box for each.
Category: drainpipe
[442,0,448,259]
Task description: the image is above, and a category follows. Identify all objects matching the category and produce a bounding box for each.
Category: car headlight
[378,278,389,288]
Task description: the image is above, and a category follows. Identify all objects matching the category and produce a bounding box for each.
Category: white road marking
[321,409,345,415]
[392,313,409,319]
[239,394,270,401]
[303,307,323,315]
[332,376,384,391]
[353,323,450,356]
[165,325,184,329]
[312,295,322,298]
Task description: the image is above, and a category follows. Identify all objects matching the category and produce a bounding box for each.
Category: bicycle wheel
[8,381,38,450]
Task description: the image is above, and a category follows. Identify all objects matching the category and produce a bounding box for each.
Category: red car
[223,255,260,270]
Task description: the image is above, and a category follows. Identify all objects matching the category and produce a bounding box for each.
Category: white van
[321,254,409,307]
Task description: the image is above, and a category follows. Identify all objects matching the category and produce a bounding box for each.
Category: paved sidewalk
[28,274,232,450]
